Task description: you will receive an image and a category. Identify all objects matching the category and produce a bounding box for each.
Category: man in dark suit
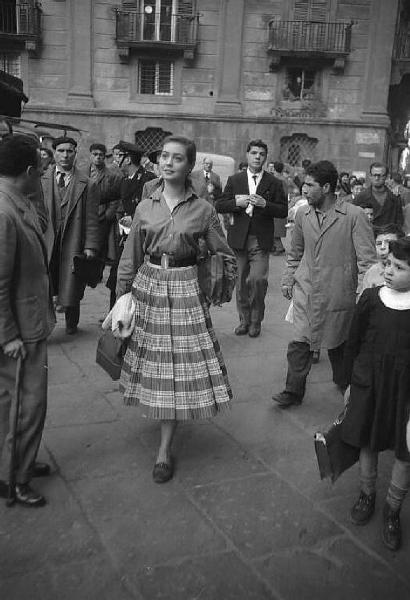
[42,137,100,334]
[190,157,222,205]
[0,135,55,507]
[216,139,287,337]
[117,141,156,218]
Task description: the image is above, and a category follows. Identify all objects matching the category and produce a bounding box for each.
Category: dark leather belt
[149,254,197,268]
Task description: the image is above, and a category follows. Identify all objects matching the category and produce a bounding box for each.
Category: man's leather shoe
[234,323,249,336]
[0,481,46,507]
[248,324,261,338]
[272,390,302,408]
[65,326,78,335]
[350,491,376,525]
[32,462,51,478]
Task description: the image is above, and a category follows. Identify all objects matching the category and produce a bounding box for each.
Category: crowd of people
[0,131,409,555]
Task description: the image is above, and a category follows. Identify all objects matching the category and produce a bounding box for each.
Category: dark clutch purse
[197,252,237,306]
[73,254,105,288]
[314,408,360,484]
[96,331,127,381]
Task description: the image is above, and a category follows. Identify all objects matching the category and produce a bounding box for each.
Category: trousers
[235,235,269,326]
[285,340,347,398]
[0,340,48,484]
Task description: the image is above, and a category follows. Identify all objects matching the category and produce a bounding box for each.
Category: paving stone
[134,551,275,600]
[138,421,268,487]
[254,536,410,600]
[44,421,153,482]
[0,557,136,600]
[191,474,343,559]
[71,473,228,568]
[321,482,410,585]
[0,478,101,577]
[45,382,119,428]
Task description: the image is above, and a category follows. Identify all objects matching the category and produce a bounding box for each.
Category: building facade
[0,0,406,172]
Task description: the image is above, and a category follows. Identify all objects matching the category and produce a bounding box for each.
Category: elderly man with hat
[117,140,156,218]
[42,137,100,334]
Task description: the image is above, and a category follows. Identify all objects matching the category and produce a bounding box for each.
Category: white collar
[247,168,262,180]
[379,285,410,310]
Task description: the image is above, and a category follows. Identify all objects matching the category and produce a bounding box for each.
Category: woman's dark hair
[389,237,410,266]
[161,135,197,168]
[305,160,339,193]
[373,224,405,240]
[246,139,268,154]
[0,134,39,177]
[40,147,53,159]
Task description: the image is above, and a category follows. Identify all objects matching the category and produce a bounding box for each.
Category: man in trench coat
[42,137,100,334]
[272,160,376,408]
[0,135,55,506]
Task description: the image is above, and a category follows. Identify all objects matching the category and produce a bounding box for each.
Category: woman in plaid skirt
[116,136,236,483]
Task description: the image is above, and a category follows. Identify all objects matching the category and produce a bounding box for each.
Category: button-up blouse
[117,183,236,296]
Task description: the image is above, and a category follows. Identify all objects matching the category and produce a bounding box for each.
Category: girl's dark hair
[162,135,197,168]
[373,224,405,240]
[389,237,410,266]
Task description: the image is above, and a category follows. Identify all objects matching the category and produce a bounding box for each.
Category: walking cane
[6,354,23,507]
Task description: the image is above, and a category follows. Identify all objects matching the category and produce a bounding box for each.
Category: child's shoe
[350,491,376,525]
[382,503,401,551]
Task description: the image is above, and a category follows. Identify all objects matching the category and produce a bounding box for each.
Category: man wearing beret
[42,137,100,334]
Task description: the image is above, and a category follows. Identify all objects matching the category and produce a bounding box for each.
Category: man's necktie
[252,175,257,190]
[205,173,209,181]
[58,172,66,188]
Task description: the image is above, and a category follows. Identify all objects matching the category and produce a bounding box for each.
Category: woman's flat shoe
[153,459,174,484]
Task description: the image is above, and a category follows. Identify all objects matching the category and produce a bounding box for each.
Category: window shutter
[311,0,327,21]
[293,0,327,21]
[177,1,194,16]
[294,0,309,21]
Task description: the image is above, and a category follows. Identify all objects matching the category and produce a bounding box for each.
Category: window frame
[130,53,181,104]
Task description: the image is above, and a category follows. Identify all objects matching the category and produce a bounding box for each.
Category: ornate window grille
[280,133,318,167]
[134,127,173,153]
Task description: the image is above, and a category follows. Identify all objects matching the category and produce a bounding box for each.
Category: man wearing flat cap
[42,137,100,334]
[117,140,156,218]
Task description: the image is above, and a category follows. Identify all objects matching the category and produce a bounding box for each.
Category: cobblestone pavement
[1,256,409,600]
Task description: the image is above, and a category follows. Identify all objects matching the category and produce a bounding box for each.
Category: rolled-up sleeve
[116,215,145,297]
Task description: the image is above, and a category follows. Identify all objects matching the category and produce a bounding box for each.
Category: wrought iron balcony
[115,9,199,62]
[0,2,41,55]
[393,23,410,61]
[268,20,352,71]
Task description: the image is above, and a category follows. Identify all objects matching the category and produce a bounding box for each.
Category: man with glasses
[353,162,404,227]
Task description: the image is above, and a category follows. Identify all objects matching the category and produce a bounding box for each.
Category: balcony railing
[0,2,41,54]
[115,9,198,60]
[394,23,410,60]
[268,20,352,55]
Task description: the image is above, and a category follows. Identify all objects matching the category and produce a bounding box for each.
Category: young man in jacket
[272,160,376,408]
[216,140,287,337]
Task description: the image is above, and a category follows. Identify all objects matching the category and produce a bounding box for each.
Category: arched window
[280,133,318,167]
[134,127,173,153]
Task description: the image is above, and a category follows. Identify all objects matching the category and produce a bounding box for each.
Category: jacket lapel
[239,170,249,194]
[316,200,347,240]
[64,169,87,227]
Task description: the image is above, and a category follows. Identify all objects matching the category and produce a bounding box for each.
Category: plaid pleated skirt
[120,262,232,420]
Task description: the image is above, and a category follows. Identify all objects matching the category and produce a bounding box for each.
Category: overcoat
[0,181,55,345]
[42,166,100,306]
[282,199,376,350]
